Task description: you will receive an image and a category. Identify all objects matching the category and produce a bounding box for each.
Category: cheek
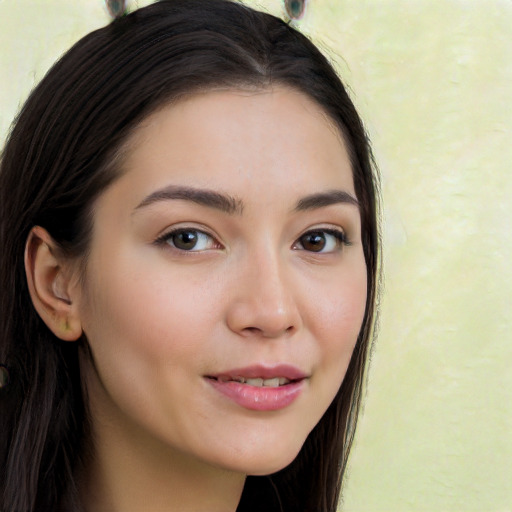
[310,264,367,344]
[77,255,225,434]
[79,250,228,386]
[305,259,367,388]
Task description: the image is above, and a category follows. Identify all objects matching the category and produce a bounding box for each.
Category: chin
[226,442,304,477]
[247,454,301,477]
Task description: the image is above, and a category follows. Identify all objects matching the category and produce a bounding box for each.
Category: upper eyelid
[299,227,347,238]
[157,223,346,235]
[154,226,219,246]
[156,223,218,239]
[153,223,350,246]
[297,224,348,238]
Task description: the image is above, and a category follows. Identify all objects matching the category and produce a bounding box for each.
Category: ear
[24,226,83,341]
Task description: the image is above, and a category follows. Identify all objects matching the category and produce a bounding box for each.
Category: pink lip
[206,364,308,411]
[210,364,308,381]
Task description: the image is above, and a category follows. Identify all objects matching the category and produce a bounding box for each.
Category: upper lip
[207,364,308,381]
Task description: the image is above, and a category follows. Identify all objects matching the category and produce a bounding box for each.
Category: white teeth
[245,378,264,387]
[216,376,291,386]
[245,377,289,387]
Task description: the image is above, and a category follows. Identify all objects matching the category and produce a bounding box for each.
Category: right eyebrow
[133,185,244,215]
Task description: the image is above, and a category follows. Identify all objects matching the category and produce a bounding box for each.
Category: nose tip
[225,260,302,339]
[227,302,299,339]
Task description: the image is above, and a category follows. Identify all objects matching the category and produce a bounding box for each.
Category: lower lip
[207,378,304,411]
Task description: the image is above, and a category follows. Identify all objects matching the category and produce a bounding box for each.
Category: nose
[225,248,302,339]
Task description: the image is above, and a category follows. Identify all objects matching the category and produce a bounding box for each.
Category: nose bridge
[253,245,290,313]
[226,241,301,338]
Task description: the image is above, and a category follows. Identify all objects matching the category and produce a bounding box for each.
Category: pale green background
[1,1,510,511]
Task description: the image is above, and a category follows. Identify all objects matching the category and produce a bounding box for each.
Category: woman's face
[75,87,367,476]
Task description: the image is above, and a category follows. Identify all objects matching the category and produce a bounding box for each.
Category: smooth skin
[26,87,367,512]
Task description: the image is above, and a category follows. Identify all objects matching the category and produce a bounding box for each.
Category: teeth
[246,378,264,387]
[216,376,292,386]
[264,377,280,388]
[245,377,289,387]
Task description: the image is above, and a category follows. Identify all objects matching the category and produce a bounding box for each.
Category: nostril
[245,327,260,334]
[241,325,295,338]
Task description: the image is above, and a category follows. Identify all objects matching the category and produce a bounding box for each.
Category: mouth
[205,365,308,411]
[206,364,308,386]
[207,376,297,387]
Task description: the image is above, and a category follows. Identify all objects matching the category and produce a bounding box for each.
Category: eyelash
[154,227,350,254]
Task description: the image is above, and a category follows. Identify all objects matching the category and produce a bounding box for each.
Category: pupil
[174,231,197,250]
[302,232,325,252]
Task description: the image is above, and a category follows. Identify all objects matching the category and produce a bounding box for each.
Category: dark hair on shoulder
[0,1,379,510]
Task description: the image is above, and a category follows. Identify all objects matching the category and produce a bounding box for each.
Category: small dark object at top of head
[285,0,306,20]
[106,0,127,19]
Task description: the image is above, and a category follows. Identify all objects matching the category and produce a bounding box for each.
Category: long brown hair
[0,1,379,510]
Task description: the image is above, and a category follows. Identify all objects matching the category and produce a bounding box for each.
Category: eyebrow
[134,185,244,215]
[134,185,359,216]
[293,190,360,212]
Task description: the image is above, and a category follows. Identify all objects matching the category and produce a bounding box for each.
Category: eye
[294,229,348,253]
[156,228,218,252]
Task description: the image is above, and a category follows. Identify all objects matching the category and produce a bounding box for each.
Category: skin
[27,87,367,512]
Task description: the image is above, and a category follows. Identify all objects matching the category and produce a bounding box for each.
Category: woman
[0,1,379,510]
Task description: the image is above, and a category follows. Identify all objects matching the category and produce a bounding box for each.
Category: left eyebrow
[293,190,360,212]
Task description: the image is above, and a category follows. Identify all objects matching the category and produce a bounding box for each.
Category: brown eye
[296,229,347,253]
[172,230,198,250]
[299,231,327,252]
[157,228,218,252]
[154,227,223,252]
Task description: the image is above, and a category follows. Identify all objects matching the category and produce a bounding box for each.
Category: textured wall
[310,2,512,510]
[1,1,511,510]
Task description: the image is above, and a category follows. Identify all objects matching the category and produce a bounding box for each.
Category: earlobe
[24,226,83,342]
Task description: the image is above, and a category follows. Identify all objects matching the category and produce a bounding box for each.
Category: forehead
[130,85,344,145]
[105,86,355,210]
